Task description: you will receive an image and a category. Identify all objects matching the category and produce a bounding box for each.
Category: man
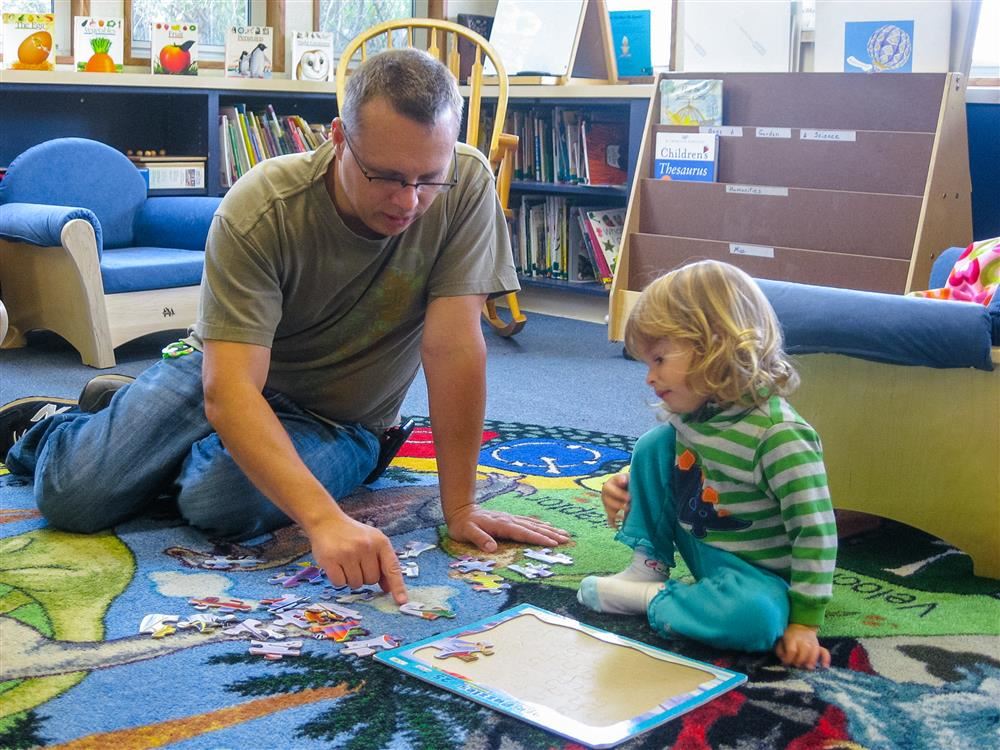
[2,49,569,603]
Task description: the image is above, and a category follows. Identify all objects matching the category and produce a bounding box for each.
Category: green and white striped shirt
[670,396,837,627]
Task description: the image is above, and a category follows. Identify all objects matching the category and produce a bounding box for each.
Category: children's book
[609,10,653,78]
[150,21,198,75]
[74,17,124,73]
[376,604,746,749]
[583,112,628,187]
[3,12,56,71]
[659,79,723,126]
[581,207,626,283]
[653,131,719,182]
[291,31,334,81]
[225,25,272,79]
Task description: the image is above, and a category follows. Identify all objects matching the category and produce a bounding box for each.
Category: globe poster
[843,20,914,73]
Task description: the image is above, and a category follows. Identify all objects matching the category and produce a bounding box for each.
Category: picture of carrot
[84,37,117,72]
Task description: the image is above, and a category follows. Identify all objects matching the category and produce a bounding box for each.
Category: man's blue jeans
[6,352,380,540]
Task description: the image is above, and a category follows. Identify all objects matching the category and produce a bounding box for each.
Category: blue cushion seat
[100,247,205,294]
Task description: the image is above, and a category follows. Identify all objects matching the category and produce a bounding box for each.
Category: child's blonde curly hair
[625,260,798,408]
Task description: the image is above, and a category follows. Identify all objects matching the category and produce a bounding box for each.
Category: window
[970,0,999,85]
[313,0,413,52]
[125,0,251,66]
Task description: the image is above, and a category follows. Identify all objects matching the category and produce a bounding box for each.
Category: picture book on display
[659,79,723,126]
[609,10,652,77]
[74,17,124,73]
[226,25,272,79]
[653,131,719,182]
[291,30,333,81]
[376,604,746,749]
[150,21,198,75]
[3,12,56,71]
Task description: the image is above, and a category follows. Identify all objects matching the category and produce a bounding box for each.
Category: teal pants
[618,424,789,652]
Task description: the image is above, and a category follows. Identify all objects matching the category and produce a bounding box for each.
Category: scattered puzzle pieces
[261,594,311,613]
[401,561,419,578]
[399,602,456,620]
[523,548,573,565]
[467,571,510,594]
[341,634,402,657]
[268,565,326,588]
[177,613,238,632]
[139,614,179,638]
[223,618,287,640]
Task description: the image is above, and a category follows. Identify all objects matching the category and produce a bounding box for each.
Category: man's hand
[602,472,630,529]
[446,506,571,553]
[775,623,831,670]
[309,514,408,605]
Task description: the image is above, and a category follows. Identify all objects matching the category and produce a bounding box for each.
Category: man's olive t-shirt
[189,139,518,434]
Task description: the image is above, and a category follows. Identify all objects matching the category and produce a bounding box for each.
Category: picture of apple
[158,39,195,74]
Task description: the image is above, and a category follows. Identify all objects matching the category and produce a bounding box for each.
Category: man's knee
[35,477,116,534]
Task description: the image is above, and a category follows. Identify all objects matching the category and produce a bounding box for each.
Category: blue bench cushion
[101,247,204,294]
[758,279,995,372]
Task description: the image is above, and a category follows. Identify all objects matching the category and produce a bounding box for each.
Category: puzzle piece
[449,556,497,574]
[399,602,456,620]
[396,540,437,559]
[523,548,573,565]
[507,562,554,579]
[432,636,494,662]
[249,639,303,660]
[177,613,238,632]
[261,594,311,613]
[199,555,262,570]
[270,609,311,630]
[341,634,402,657]
[267,565,326,588]
[466,572,509,594]
[401,560,419,578]
[188,596,254,613]
[223,618,287,640]
[311,620,369,643]
[139,614,179,638]
[306,601,362,621]
[320,584,381,603]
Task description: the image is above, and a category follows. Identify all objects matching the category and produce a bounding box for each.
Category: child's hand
[775,624,831,670]
[602,472,630,529]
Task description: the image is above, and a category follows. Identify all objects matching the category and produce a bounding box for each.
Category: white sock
[577,576,664,615]
[610,550,669,582]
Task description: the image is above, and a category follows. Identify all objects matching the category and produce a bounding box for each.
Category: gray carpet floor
[0,313,655,439]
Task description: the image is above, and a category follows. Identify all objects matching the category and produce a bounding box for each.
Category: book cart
[608,71,974,340]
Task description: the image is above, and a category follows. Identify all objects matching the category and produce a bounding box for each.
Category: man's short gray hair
[340,48,463,136]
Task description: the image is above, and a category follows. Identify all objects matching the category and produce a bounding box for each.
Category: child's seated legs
[578,424,677,611]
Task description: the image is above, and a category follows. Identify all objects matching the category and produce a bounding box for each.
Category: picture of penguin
[237,50,249,76]
[248,42,269,78]
[295,49,331,81]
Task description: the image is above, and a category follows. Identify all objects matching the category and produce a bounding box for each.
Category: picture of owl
[296,49,331,81]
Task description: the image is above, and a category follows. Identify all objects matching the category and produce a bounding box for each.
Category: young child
[578,260,837,670]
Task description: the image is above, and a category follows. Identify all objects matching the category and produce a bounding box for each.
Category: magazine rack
[609,71,973,339]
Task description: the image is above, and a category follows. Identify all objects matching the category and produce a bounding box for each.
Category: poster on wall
[225,25,273,79]
[814,1,950,73]
[74,17,124,73]
[151,21,198,75]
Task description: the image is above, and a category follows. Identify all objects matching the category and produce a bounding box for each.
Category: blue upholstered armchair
[0,137,221,367]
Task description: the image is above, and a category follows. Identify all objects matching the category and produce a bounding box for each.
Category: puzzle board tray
[374,603,747,748]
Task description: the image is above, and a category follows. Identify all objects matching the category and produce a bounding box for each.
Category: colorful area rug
[1,417,998,750]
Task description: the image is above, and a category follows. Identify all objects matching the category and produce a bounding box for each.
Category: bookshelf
[609,71,974,339]
[0,71,337,196]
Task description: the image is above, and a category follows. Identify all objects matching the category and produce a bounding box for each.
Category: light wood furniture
[610,71,974,339]
[335,18,526,337]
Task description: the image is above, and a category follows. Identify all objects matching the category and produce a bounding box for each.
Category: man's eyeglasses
[341,124,458,194]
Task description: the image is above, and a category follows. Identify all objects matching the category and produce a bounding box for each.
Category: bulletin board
[375,604,747,749]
